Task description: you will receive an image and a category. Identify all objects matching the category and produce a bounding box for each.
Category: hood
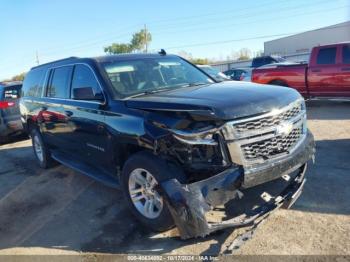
[125,81,302,120]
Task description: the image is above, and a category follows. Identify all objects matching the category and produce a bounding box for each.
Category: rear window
[316,47,336,65]
[22,68,46,97]
[47,66,73,99]
[343,45,350,64]
[4,85,21,100]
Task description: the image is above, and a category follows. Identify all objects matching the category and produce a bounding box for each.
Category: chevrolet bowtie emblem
[276,122,293,137]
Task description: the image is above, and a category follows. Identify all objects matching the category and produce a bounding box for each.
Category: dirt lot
[0,100,349,256]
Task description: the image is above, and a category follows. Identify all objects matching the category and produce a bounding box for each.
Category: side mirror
[73,87,104,101]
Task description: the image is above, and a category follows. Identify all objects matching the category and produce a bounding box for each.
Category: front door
[63,64,113,172]
[336,44,350,96]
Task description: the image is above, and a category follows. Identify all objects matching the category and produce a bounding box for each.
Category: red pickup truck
[252,43,350,98]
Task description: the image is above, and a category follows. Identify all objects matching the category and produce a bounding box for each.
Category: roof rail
[31,56,79,69]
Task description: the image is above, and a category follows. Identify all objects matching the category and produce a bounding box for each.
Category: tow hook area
[160,164,307,239]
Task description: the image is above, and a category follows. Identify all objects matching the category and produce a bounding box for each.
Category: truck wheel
[121,151,186,232]
[31,129,55,169]
[269,80,289,87]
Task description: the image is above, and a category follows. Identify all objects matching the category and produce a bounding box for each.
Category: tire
[121,151,186,232]
[31,128,55,169]
[269,80,289,87]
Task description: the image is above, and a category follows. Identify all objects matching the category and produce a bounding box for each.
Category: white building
[212,21,350,71]
[264,21,350,62]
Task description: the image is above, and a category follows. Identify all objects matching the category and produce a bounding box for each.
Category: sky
[0,0,349,80]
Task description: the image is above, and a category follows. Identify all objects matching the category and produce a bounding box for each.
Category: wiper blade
[181,82,210,87]
[125,88,173,99]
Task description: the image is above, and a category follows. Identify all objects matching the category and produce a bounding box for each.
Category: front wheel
[121,151,185,232]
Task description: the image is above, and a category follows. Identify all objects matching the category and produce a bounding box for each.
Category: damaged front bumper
[160,131,315,239]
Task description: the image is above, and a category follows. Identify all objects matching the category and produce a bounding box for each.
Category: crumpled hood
[125,81,302,120]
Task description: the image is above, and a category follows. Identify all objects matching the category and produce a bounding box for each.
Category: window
[343,45,350,64]
[316,47,336,65]
[47,66,72,98]
[22,68,46,97]
[71,64,100,99]
[4,85,21,100]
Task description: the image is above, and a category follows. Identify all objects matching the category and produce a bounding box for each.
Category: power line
[39,2,346,59]
[150,4,349,36]
[0,2,347,74]
[164,23,350,50]
[147,0,335,31]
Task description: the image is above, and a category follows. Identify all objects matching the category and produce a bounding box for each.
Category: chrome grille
[234,103,301,133]
[242,126,302,160]
[223,99,307,166]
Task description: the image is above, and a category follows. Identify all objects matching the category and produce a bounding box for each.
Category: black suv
[20,54,315,239]
[0,81,23,143]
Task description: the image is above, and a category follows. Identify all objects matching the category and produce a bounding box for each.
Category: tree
[189,58,209,65]
[13,72,26,81]
[104,43,133,54]
[2,72,26,82]
[104,28,152,54]
[130,29,152,52]
[237,48,252,61]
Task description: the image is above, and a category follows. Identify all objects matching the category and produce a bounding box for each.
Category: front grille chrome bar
[222,99,307,166]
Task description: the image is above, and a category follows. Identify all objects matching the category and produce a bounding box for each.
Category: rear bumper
[160,131,315,239]
[0,119,23,137]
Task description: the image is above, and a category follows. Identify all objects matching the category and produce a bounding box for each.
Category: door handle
[341,67,350,71]
[311,69,321,73]
[65,110,73,117]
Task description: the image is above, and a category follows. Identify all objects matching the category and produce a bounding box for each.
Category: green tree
[104,43,133,54]
[104,28,152,54]
[12,72,26,81]
[2,72,26,82]
[189,58,209,65]
[130,29,152,52]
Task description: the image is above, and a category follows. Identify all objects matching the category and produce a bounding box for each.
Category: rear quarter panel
[252,65,308,96]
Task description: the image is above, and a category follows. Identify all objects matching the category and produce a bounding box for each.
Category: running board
[51,151,119,188]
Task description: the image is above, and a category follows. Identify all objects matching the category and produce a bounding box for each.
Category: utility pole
[144,24,148,53]
[35,51,40,65]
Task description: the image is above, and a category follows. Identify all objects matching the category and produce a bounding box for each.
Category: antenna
[35,51,40,65]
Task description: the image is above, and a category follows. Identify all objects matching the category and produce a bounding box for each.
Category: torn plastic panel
[159,131,314,239]
[161,164,308,239]
[160,167,244,239]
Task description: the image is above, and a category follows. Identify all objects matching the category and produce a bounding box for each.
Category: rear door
[307,46,339,96]
[40,65,73,150]
[337,44,350,96]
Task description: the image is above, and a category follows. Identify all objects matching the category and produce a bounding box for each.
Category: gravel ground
[0,100,349,257]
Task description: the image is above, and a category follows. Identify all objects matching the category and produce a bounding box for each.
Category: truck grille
[242,126,302,160]
[234,103,301,133]
[223,99,307,166]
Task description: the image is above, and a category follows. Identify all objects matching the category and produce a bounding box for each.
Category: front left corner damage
[160,167,244,239]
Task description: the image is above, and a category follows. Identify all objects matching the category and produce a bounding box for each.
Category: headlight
[170,128,218,146]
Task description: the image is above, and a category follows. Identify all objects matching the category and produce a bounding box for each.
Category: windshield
[102,56,214,98]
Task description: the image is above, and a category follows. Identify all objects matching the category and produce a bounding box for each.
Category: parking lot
[0,100,349,256]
